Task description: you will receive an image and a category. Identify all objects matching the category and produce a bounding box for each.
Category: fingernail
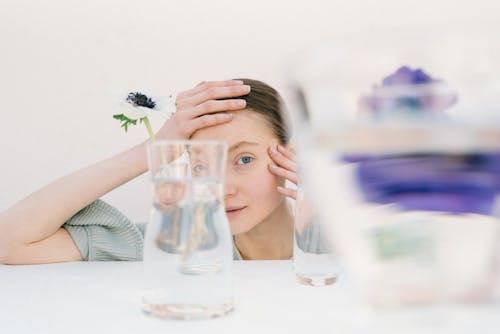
[241,85,251,92]
[269,164,278,170]
[221,113,233,119]
[237,99,246,107]
[234,80,244,84]
[277,186,286,192]
[277,145,285,152]
[270,147,278,155]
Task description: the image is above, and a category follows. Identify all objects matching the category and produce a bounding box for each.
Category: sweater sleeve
[62,199,144,261]
[295,223,330,254]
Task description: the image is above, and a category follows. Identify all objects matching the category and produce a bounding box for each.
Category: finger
[277,145,297,161]
[186,84,251,107]
[187,113,234,134]
[176,80,244,104]
[277,186,297,200]
[175,90,191,102]
[185,80,246,98]
[268,164,298,184]
[190,99,246,117]
[269,146,297,173]
[176,80,206,100]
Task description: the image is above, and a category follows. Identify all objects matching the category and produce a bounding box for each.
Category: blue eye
[193,164,206,173]
[237,156,253,165]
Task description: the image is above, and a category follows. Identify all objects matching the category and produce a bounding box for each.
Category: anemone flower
[113,91,176,140]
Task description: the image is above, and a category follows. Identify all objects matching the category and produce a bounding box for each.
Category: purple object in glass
[347,67,498,215]
[352,153,500,215]
[358,66,458,114]
[381,66,436,86]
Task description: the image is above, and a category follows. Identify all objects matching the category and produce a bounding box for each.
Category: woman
[0,79,297,264]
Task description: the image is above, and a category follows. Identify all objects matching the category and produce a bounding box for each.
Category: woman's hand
[268,145,298,200]
[156,80,251,140]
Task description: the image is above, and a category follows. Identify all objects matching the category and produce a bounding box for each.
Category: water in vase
[142,141,233,319]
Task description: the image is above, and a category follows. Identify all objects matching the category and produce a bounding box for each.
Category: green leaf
[113,114,137,133]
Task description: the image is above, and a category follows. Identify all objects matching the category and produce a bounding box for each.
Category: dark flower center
[126,92,156,109]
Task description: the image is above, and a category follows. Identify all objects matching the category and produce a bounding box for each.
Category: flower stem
[142,117,155,141]
[142,116,168,166]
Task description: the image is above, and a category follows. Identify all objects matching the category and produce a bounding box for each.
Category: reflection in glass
[293,187,339,286]
[287,30,500,308]
[142,140,233,319]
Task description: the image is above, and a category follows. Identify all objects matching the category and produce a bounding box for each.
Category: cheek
[242,165,280,201]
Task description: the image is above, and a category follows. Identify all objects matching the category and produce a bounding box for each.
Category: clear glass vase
[287,26,500,308]
[293,186,339,286]
[142,140,233,319]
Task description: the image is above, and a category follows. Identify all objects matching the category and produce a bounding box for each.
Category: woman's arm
[0,80,251,264]
[0,142,148,264]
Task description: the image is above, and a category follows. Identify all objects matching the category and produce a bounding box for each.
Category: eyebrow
[229,141,260,153]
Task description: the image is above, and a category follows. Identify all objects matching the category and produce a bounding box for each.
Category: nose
[224,172,237,197]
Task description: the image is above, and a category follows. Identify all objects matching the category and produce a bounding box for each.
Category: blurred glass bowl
[287,26,500,307]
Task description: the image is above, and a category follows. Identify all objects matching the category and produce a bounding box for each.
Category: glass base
[295,273,338,286]
[142,301,234,320]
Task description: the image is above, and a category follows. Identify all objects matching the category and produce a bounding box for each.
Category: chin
[228,221,254,236]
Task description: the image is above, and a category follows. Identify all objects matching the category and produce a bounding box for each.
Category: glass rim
[307,122,500,153]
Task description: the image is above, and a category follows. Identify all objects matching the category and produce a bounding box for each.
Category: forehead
[191,110,277,146]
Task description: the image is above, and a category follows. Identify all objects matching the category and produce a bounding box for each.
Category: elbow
[0,213,16,264]
[0,237,20,265]
[0,247,23,265]
[0,218,7,264]
[0,238,11,265]
[0,212,36,265]
[0,237,11,265]
[0,245,9,264]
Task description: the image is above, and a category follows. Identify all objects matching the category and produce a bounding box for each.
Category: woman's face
[191,110,285,235]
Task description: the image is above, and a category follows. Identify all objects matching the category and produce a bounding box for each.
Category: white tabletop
[1,261,499,334]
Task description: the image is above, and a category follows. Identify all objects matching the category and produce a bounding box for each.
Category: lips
[225,206,246,216]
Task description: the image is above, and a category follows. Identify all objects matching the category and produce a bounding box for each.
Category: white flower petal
[153,94,177,119]
[119,102,148,120]
[114,91,177,122]
[142,107,161,119]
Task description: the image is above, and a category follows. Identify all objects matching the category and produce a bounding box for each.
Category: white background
[1,0,499,222]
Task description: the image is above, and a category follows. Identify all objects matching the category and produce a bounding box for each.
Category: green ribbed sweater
[63,199,243,261]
